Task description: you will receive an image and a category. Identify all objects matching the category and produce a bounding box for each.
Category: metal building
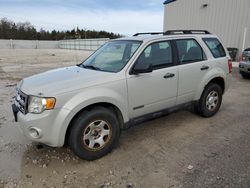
[163,0,250,56]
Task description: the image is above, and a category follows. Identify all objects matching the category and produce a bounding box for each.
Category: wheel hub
[91,128,101,138]
[206,91,219,111]
[83,120,112,151]
[208,96,215,104]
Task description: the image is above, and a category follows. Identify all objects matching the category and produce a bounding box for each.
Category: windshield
[80,40,142,72]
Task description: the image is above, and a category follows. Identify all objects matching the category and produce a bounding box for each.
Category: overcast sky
[0,0,165,36]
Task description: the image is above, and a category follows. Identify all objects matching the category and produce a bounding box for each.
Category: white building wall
[164,0,250,53]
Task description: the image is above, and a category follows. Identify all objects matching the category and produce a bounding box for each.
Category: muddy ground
[0,49,249,188]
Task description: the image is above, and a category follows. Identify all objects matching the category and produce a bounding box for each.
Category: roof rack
[164,30,210,35]
[133,30,211,37]
[133,32,164,36]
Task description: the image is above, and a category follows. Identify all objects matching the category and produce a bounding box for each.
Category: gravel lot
[0,49,249,188]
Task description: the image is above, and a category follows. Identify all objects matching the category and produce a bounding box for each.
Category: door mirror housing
[132,61,153,74]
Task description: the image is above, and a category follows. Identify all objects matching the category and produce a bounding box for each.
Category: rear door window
[175,39,206,64]
[203,38,226,58]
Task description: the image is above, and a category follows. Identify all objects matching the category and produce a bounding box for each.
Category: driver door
[126,40,178,118]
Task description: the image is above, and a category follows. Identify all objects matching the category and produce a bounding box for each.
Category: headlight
[28,96,56,114]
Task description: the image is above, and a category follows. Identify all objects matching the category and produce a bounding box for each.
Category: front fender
[53,86,129,146]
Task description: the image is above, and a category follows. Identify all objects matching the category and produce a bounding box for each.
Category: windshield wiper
[82,64,101,71]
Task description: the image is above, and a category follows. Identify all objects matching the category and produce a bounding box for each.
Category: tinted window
[137,41,173,69]
[176,39,205,64]
[203,38,226,58]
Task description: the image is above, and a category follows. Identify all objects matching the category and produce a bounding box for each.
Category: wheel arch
[64,102,125,146]
[195,75,226,100]
[206,77,225,93]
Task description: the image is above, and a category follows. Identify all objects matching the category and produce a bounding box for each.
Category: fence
[0,38,109,50]
[0,39,59,49]
[59,38,109,51]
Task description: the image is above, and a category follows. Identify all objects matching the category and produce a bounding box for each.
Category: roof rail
[164,30,211,35]
[133,32,164,36]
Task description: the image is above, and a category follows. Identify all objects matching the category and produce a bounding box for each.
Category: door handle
[201,65,209,71]
[164,73,175,79]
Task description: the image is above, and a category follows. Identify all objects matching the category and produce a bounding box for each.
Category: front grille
[15,89,28,114]
[242,57,250,62]
[243,52,250,62]
[244,56,250,61]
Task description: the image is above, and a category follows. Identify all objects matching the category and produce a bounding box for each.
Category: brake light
[228,59,232,73]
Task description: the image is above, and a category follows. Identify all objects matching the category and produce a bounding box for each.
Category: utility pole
[242,27,247,52]
[84,28,87,39]
[76,25,81,39]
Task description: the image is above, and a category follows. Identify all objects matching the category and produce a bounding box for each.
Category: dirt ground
[0,49,249,188]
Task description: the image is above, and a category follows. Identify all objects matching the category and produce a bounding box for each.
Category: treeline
[0,18,123,40]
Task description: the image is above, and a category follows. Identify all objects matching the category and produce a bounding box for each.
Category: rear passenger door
[175,38,209,105]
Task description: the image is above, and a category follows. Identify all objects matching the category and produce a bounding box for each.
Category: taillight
[228,59,232,73]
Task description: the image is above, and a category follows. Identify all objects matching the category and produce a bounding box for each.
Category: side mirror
[132,61,153,74]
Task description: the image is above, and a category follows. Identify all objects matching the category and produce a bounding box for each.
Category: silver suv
[12,30,232,160]
[239,48,250,78]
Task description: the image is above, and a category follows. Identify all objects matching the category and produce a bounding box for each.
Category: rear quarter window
[203,38,226,58]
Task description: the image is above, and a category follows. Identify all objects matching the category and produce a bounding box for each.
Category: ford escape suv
[12,30,231,160]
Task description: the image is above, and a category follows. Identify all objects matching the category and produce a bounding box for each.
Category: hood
[19,66,116,96]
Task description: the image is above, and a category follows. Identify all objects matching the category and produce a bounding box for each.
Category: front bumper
[12,104,73,147]
[239,61,250,74]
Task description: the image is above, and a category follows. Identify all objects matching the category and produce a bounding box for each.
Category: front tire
[68,107,120,160]
[197,83,222,117]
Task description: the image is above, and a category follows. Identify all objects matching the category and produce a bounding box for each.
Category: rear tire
[197,83,222,117]
[68,107,120,160]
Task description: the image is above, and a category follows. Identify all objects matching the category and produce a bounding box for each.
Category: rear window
[203,38,226,58]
